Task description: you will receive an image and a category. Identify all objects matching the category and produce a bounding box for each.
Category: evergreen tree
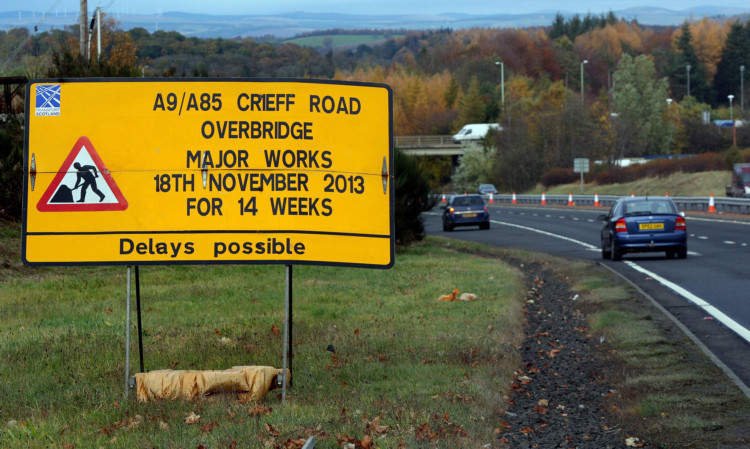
[549,13,567,40]
[669,22,712,104]
[714,22,750,107]
[457,77,486,126]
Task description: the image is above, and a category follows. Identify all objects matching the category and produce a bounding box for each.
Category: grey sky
[7,0,750,16]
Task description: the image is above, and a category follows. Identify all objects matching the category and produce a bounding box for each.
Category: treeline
[2,12,750,196]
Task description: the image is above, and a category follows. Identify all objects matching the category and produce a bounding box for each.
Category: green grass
[0,226,524,448]
[3,221,750,447]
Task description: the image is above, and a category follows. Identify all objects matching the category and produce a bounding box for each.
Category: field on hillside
[285,34,404,48]
[526,170,731,197]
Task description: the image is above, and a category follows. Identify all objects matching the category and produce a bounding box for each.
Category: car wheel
[601,241,611,259]
[480,222,490,230]
[677,246,687,259]
[666,249,676,259]
[611,240,623,261]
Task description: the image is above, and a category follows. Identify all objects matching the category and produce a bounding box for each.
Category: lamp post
[580,60,588,103]
[495,60,505,110]
[686,64,691,98]
[741,65,745,110]
[666,98,673,107]
[729,94,736,147]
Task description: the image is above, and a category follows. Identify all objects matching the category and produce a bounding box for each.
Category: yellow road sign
[23,79,394,267]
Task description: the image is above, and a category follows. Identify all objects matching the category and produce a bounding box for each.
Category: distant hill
[2,6,749,39]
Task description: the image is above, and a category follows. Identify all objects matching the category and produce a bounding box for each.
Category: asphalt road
[425,203,750,396]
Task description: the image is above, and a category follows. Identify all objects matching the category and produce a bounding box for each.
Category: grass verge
[0,220,524,448]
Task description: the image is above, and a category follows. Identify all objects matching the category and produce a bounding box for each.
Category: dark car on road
[442,194,490,231]
[478,183,498,195]
[599,196,687,260]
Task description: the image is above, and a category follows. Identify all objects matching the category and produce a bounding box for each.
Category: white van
[452,123,502,143]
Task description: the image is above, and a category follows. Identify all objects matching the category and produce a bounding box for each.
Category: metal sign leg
[135,266,144,373]
[125,266,132,399]
[282,264,293,402]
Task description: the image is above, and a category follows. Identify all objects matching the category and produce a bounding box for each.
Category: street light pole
[741,65,745,110]
[580,60,588,103]
[686,64,691,98]
[495,60,504,110]
[729,94,736,147]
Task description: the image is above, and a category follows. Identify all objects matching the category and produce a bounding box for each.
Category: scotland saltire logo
[35,84,61,116]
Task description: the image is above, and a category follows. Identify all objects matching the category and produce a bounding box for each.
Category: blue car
[442,194,490,231]
[599,197,687,260]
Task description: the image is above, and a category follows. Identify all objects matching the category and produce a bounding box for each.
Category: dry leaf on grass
[184,412,200,424]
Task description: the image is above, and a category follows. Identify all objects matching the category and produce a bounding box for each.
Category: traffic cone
[568,192,575,206]
[594,192,600,207]
[489,192,494,204]
[708,192,716,213]
[441,192,446,203]
[631,191,635,197]
[512,192,517,205]
[665,191,669,197]
[541,192,547,205]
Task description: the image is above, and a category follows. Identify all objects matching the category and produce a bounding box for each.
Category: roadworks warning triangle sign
[37,136,128,212]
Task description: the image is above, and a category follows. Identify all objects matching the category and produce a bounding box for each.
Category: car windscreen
[452,196,485,207]
[623,200,675,215]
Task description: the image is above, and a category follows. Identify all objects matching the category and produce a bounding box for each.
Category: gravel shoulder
[493,257,750,448]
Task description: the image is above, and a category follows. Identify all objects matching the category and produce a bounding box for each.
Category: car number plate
[463,213,477,218]
[639,222,664,230]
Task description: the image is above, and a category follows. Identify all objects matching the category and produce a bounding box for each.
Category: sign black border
[22,77,395,269]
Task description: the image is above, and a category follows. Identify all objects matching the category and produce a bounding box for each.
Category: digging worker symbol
[72,162,106,202]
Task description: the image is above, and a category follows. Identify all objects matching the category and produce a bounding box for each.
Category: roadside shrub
[394,148,435,246]
[0,114,24,219]
[594,153,726,186]
[540,168,578,188]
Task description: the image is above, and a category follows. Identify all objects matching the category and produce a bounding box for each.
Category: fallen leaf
[361,435,373,449]
[265,422,281,436]
[625,437,641,447]
[538,399,549,407]
[159,421,169,430]
[184,412,201,425]
[248,405,273,417]
[271,325,281,336]
[200,421,218,433]
[365,416,390,435]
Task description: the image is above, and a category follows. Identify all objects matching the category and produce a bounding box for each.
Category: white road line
[490,218,750,346]
[698,236,709,240]
[491,219,599,250]
[625,261,750,345]
[724,241,736,245]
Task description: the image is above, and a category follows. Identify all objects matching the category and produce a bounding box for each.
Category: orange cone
[665,191,669,197]
[594,192,600,207]
[489,192,494,204]
[631,191,635,197]
[568,192,575,206]
[512,192,517,205]
[708,192,716,213]
[541,192,547,205]
[441,192,446,203]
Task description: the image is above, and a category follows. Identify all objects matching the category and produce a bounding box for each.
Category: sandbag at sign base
[135,366,289,402]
